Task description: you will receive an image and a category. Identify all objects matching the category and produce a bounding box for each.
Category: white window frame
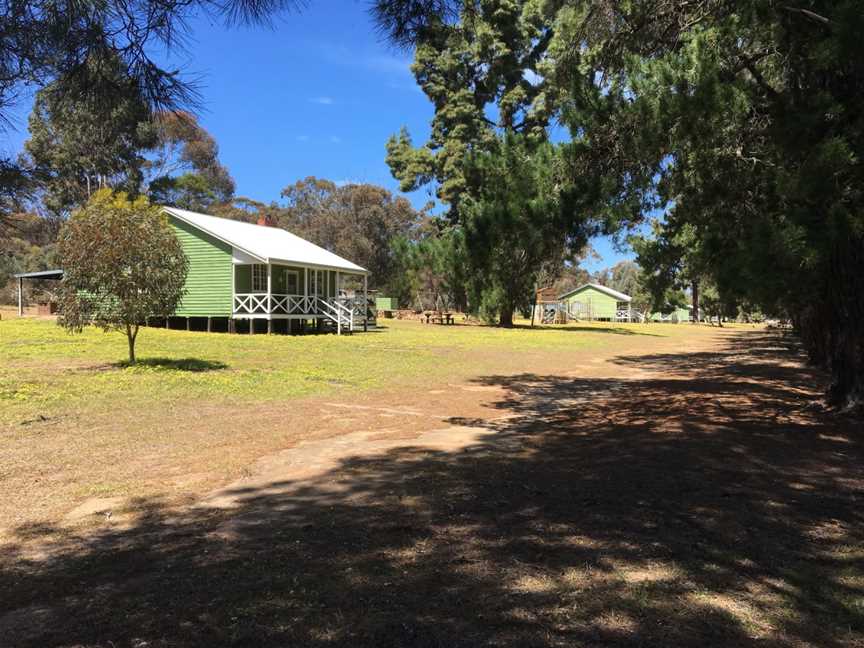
[252,264,267,292]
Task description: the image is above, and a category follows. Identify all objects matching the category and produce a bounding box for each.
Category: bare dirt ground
[2,326,863,647]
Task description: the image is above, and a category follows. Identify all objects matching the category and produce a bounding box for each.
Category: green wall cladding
[649,307,691,322]
[564,287,620,319]
[170,217,233,316]
[376,297,397,310]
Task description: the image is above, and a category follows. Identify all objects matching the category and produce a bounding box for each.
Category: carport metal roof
[13,269,64,316]
[13,269,64,280]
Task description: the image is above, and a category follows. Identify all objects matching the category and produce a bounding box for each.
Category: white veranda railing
[233,293,356,332]
[233,293,320,316]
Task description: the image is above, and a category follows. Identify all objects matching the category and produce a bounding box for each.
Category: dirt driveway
[2,326,862,647]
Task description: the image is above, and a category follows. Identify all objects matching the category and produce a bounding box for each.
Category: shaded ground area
[2,329,862,647]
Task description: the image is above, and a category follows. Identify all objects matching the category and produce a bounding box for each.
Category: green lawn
[0,316,668,427]
[0,315,724,540]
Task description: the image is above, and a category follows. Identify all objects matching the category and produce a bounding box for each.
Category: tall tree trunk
[691,279,700,323]
[499,296,515,327]
[825,237,864,410]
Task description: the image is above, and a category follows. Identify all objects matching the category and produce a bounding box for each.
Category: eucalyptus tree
[57,189,187,364]
[279,177,426,292]
[24,53,157,215]
[147,111,236,210]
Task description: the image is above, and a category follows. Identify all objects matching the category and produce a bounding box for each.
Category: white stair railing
[318,297,353,334]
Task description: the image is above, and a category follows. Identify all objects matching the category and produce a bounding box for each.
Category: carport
[13,269,64,316]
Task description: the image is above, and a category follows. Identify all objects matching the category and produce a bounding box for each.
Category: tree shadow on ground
[114,357,229,371]
[2,331,862,647]
[511,323,663,336]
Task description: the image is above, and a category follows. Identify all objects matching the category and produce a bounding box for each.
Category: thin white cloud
[365,55,412,73]
[316,42,417,92]
[309,96,334,105]
[296,135,310,142]
[329,135,342,144]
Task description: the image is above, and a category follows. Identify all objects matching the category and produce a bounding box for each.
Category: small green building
[649,306,692,323]
[375,296,398,311]
[558,283,633,322]
[164,207,370,334]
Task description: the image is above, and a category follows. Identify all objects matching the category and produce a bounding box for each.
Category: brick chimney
[256,214,275,227]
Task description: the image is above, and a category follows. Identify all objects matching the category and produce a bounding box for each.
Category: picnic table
[423,311,455,325]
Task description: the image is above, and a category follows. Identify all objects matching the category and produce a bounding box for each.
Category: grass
[0,316,681,427]
[0,314,717,537]
[1,321,861,647]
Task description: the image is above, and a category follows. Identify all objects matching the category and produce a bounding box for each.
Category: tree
[1,0,295,229]
[631,221,708,323]
[0,0,299,125]
[377,2,654,325]
[390,226,464,311]
[149,171,233,212]
[596,1,863,405]
[278,177,426,292]
[24,53,157,215]
[377,1,864,407]
[461,134,586,326]
[382,1,558,213]
[605,260,654,321]
[0,213,58,305]
[0,160,36,231]
[147,111,235,210]
[57,189,187,363]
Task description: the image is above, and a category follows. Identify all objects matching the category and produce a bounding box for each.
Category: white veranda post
[363,273,368,332]
[267,263,273,333]
[17,276,23,317]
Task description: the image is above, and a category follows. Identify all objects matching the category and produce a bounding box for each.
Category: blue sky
[0,0,631,272]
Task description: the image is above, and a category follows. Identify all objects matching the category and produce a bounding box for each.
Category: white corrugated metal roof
[164,207,367,273]
[559,283,632,302]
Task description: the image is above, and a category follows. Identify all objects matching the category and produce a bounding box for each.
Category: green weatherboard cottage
[164,207,371,334]
[559,283,633,322]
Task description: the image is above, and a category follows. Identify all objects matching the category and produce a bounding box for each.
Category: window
[286,271,299,295]
[252,264,267,292]
[312,269,326,296]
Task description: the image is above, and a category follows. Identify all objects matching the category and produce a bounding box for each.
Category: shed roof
[559,283,632,303]
[13,269,64,280]
[163,207,367,274]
